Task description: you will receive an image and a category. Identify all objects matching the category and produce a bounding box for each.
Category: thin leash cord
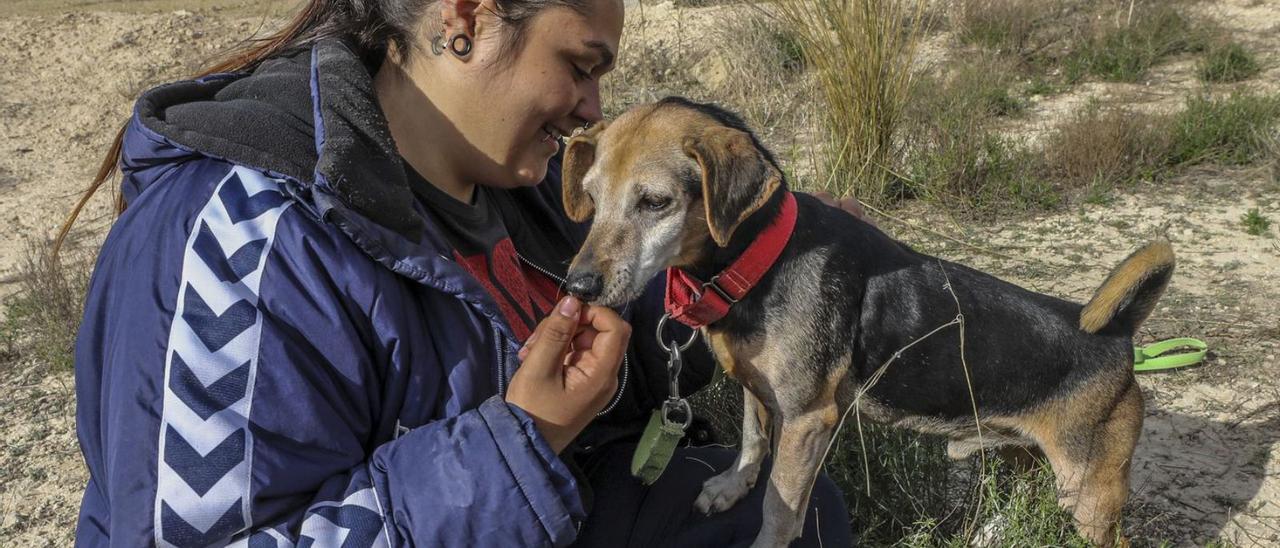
[939,260,988,538]
[817,315,958,495]
[813,261,984,513]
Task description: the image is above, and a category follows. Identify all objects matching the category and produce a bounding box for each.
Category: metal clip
[655,314,699,431]
[666,343,684,402]
[661,398,693,430]
[701,275,739,304]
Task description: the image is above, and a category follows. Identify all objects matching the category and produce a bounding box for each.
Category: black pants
[572,444,853,547]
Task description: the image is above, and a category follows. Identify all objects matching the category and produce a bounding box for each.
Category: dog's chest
[705,330,774,395]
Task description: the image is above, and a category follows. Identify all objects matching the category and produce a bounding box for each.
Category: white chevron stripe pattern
[154,167,292,547]
[297,487,391,547]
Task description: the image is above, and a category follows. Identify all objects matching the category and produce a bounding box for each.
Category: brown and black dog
[560,97,1173,547]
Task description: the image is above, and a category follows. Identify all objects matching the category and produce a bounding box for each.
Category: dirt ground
[1,0,1277,546]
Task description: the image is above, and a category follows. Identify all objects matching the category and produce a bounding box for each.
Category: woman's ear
[562,121,609,222]
[440,0,484,39]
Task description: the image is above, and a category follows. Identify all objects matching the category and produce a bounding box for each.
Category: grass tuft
[1199,41,1262,83]
[2,241,94,371]
[1241,208,1272,236]
[1167,92,1280,166]
[772,0,929,205]
[953,0,1041,55]
[900,56,1056,213]
[1064,4,1204,83]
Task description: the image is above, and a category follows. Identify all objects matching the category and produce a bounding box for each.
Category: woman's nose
[575,82,603,124]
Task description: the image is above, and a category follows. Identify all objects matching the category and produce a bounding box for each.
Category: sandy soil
[1,1,1277,546]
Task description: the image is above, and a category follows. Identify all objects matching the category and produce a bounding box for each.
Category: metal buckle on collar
[699,275,739,305]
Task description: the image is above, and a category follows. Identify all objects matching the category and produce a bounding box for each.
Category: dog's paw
[694,470,755,515]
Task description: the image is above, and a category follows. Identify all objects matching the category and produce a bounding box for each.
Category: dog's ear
[684,125,783,247]
[562,121,608,222]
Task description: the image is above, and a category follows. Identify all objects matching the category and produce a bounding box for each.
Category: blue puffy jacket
[74,38,712,547]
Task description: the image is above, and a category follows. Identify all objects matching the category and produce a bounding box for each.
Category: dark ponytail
[56,0,590,255]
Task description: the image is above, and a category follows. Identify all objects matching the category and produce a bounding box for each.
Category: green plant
[1024,77,1058,97]
[773,0,929,205]
[1065,4,1205,83]
[1199,41,1261,83]
[1083,182,1116,206]
[1242,208,1272,236]
[898,58,1056,214]
[1167,92,1280,166]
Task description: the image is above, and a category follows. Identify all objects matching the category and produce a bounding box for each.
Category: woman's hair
[56,0,590,254]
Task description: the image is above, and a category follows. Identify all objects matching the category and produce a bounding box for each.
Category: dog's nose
[566,271,604,302]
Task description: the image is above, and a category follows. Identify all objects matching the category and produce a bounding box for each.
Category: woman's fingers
[579,305,630,373]
[572,326,598,351]
[518,296,582,378]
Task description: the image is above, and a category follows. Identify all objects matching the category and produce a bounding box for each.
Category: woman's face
[416,0,623,189]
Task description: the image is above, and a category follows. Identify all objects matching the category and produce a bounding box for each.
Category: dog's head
[561,97,784,306]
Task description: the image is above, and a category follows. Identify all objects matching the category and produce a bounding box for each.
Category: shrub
[1043,103,1170,189]
[1167,92,1280,166]
[1065,4,1204,83]
[1199,41,1262,83]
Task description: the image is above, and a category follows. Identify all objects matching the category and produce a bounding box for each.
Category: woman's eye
[641,196,672,211]
[573,64,593,81]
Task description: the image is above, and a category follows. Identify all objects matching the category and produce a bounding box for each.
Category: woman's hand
[506,296,631,453]
[811,191,876,227]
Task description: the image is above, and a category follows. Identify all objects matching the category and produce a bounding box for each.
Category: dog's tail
[1080,239,1175,335]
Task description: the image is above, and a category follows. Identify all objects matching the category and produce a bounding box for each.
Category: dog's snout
[566,271,604,302]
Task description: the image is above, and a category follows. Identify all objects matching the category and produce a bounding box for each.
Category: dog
[559,97,1172,547]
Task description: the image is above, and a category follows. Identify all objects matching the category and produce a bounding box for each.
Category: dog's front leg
[752,407,837,548]
[695,385,771,514]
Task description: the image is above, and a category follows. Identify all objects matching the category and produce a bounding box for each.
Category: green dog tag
[631,408,686,484]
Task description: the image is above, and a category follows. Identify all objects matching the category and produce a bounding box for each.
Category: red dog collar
[664,192,798,328]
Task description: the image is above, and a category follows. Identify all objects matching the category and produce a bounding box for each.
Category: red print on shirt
[452,238,562,341]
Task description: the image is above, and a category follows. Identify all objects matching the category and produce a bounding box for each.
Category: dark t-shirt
[405,163,565,341]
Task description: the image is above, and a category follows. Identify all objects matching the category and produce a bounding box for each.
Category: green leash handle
[1134,337,1207,372]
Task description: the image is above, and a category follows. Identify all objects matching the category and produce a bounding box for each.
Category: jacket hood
[126,39,423,237]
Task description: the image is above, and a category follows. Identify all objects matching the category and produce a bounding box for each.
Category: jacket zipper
[516,252,628,417]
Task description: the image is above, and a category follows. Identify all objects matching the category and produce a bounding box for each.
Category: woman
[71,0,858,545]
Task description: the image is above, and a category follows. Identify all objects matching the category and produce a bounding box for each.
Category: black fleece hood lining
[136,39,423,237]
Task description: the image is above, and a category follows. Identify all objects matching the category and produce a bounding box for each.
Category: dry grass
[771,0,930,205]
[700,11,810,139]
[1043,103,1170,190]
[953,0,1043,56]
[2,241,95,372]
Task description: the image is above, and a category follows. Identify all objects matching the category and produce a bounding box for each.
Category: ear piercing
[431,32,472,59]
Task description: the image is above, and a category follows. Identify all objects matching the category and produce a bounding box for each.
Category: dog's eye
[640,195,672,211]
